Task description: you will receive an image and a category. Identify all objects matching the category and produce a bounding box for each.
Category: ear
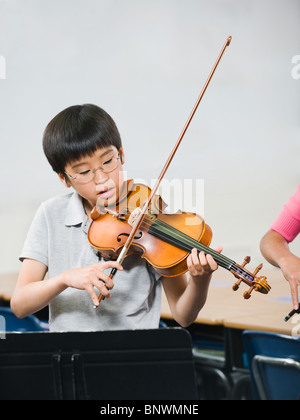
[119,146,125,165]
[58,173,71,188]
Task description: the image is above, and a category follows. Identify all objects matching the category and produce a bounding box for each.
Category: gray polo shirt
[20,191,162,332]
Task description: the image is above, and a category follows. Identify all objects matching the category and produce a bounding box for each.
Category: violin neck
[148,219,254,281]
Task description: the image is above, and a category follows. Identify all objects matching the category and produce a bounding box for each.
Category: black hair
[42,104,122,174]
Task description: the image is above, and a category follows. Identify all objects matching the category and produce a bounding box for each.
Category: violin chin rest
[91,206,101,220]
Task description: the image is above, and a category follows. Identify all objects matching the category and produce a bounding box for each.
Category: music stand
[0,328,197,400]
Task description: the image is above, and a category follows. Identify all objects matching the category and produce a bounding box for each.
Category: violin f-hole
[117,232,143,242]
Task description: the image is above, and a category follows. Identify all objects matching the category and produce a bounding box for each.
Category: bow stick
[95,35,232,307]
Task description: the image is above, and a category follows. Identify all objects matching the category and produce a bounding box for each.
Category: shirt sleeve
[270,184,300,243]
[19,203,49,267]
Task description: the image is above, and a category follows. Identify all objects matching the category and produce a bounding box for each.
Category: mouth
[97,186,115,200]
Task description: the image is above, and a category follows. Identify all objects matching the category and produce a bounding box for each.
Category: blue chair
[0,307,48,332]
[243,330,300,400]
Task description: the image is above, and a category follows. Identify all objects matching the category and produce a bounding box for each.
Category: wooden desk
[161,267,294,335]
[1,269,295,335]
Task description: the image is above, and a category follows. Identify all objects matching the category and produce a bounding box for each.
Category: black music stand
[0,328,197,400]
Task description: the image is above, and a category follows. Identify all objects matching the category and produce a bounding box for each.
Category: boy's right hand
[62,261,123,307]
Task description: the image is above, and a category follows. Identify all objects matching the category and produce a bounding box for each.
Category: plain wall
[0,0,299,275]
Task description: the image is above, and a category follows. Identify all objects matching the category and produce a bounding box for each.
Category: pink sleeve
[270,184,300,243]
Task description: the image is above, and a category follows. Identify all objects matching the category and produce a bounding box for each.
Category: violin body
[89,212,212,278]
[88,181,271,298]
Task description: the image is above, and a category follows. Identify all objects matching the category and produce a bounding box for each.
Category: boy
[11,104,221,331]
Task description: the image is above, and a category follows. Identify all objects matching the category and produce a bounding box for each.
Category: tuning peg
[241,265,263,297]
[253,263,263,276]
[243,285,255,299]
[232,256,251,291]
[241,256,251,267]
[232,280,241,291]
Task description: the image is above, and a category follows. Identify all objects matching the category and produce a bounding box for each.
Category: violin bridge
[128,207,142,227]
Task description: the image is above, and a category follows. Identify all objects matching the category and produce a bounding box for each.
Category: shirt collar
[64,191,87,227]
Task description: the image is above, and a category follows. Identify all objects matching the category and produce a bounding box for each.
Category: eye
[78,169,91,176]
[103,158,113,166]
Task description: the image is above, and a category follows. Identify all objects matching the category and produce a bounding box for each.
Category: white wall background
[0,0,299,274]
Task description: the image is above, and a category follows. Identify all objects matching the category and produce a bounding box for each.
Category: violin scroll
[232,256,271,299]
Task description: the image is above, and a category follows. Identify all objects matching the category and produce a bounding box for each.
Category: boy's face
[59,145,125,214]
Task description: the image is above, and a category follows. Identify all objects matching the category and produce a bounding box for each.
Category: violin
[88,180,271,300]
[87,36,271,306]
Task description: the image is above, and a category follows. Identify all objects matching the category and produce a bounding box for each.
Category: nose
[93,168,108,184]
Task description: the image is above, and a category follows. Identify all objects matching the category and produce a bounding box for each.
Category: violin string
[118,206,223,259]
[118,206,227,259]
[151,219,235,269]
[109,206,256,278]
[115,206,242,270]
[150,220,255,280]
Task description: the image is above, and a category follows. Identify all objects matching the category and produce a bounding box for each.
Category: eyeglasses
[65,153,121,184]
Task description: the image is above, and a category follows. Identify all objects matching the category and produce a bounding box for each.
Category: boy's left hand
[187,247,223,279]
